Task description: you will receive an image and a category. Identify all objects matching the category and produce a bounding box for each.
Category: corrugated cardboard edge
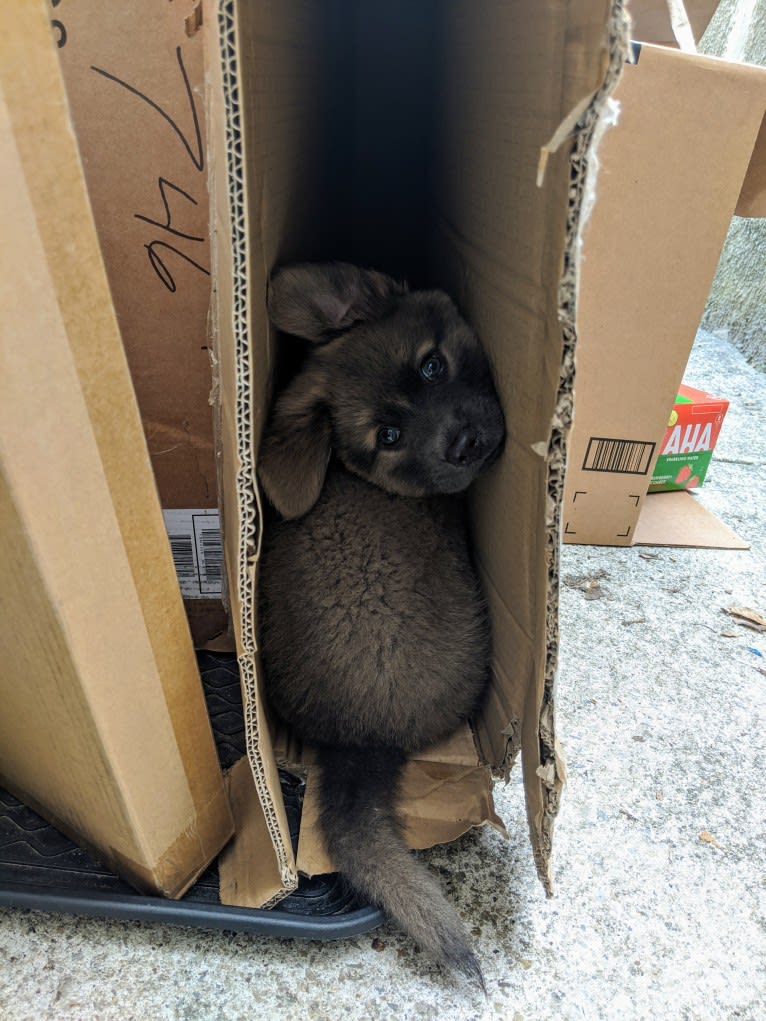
[536,0,631,893]
[207,0,297,907]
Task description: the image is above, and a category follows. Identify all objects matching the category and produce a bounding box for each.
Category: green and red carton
[649,384,729,492]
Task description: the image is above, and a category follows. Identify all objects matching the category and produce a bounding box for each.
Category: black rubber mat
[0,653,384,939]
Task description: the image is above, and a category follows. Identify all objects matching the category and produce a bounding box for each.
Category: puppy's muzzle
[445,425,483,467]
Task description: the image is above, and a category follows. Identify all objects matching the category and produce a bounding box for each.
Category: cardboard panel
[564,45,766,548]
[55,0,215,511]
[204,0,336,903]
[52,0,229,643]
[0,2,232,898]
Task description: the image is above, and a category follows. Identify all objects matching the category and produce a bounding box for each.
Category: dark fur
[258,263,505,984]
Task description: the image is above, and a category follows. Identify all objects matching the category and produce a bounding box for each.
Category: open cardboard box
[203,0,630,906]
[563,40,766,550]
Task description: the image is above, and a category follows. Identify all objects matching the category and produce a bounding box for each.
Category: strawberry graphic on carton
[649,384,729,492]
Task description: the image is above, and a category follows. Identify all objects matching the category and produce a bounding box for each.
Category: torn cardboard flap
[275,718,482,773]
[265,724,505,879]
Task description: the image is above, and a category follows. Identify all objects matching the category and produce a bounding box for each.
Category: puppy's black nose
[446,425,481,467]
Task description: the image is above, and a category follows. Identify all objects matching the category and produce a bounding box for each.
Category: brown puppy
[258,263,505,983]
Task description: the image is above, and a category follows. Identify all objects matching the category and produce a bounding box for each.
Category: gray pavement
[1,328,764,1020]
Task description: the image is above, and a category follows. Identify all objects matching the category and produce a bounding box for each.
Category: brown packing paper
[297,729,508,878]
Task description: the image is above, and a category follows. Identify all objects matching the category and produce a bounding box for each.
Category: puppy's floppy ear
[258,369,331,519]
[268,262,407,342]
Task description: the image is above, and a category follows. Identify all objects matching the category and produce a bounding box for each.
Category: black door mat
[0,652,384,940]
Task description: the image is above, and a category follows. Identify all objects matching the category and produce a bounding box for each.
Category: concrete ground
[1,327,764,1020]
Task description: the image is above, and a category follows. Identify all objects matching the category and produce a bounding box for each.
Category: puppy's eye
[420,352,445,382]
[377,426,401,448]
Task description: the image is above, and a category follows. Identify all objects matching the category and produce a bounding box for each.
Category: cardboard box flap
[427,1,628,892]
[204,0,308,904]
[0,1,232,898]
[259,724,506,880]
[634,491,750,548]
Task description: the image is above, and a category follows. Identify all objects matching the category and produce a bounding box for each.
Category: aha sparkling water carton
[649,384,729,492]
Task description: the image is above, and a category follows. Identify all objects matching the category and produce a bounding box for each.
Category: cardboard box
[53,0,229,647]
[203,0,629,905]
[563,43,766,548]
[629,0,720,49]
[0,3,233,898]
[649,384,730,491]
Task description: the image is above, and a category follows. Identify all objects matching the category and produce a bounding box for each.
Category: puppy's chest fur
[259,468,490,751]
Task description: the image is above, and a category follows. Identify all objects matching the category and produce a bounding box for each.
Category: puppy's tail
[314,743,483,987]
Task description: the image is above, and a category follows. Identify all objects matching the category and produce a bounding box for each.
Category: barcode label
[168,535,196,581]
[163,509,224,598]
[198,526,223,591]
[583,437,655,475]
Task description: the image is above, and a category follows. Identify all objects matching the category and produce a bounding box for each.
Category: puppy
[258,263,505,983]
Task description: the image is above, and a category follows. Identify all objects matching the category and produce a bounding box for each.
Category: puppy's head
[259,263,505,519]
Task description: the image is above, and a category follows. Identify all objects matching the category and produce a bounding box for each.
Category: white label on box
[163,509,223,599]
